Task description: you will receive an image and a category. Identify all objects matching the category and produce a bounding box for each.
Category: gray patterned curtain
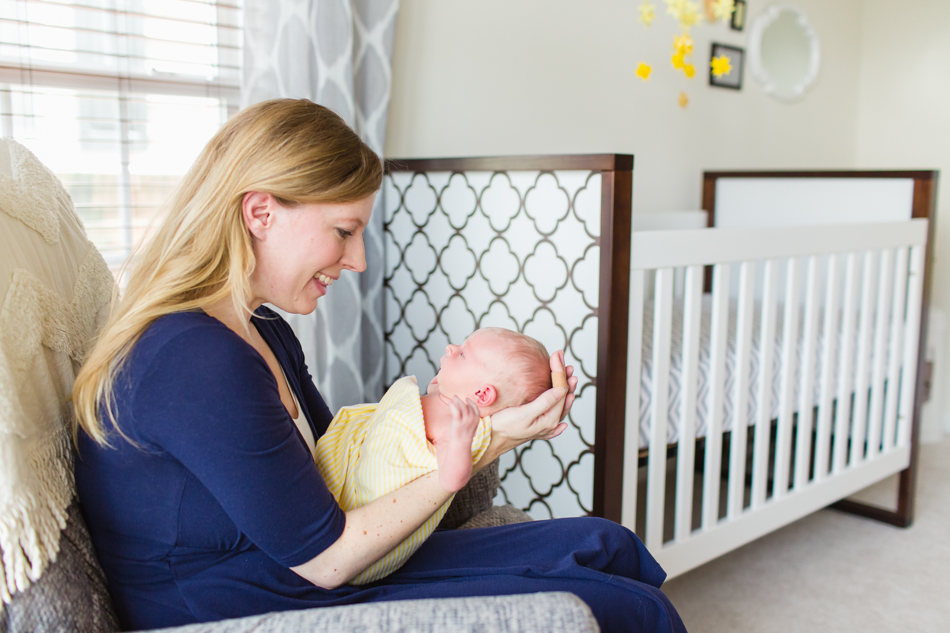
[242,0,399,410]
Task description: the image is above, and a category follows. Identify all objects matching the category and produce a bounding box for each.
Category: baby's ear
[474,384,498,408]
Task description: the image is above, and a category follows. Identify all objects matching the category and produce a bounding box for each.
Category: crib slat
[867,249,895,460]
[832,253,859,474]
[646,268,674,550]
[795,256,821,491]
[897,246,925,448]
[728,262,755,519]
[850,251,877,466]
[814,255,841,482]
[752,260,778,508]
[674,265,703,542]
[703,264,731,529]
[773,257,801,499]
[622,269,645,530]
[882,248,909,453]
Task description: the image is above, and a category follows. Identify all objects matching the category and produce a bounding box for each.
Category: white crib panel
[795,257,821,490]
[882,248,909,453]
[752,260,778,507]
[814,255,842,482]
[702,264,731,529]
[646,268,674,550]
[833,253,860,474]
[728,262,755,519]
[898,246,926,448]
[850,251,877,465]
[674,265,703,542]
[773,257,801,499]
[624,215,927,583]
[622,269,645,530]
[868,249,895,459]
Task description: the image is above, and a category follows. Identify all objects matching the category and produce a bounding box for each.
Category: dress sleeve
[131,322,345,568]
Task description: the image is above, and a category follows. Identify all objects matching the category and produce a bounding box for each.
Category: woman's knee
[552,517,666,587]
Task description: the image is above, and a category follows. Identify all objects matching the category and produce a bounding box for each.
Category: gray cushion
[1,500,118,633]
[439,459,502,529]
[458,503,533,530]
[148,593,599,633]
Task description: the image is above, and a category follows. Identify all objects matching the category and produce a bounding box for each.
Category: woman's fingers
[492,385,566,442]
[540,422,568,440]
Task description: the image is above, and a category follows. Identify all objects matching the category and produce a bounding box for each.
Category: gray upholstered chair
[0,139,598,633]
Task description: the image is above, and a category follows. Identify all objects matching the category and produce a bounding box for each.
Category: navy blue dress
[75,308,686,633]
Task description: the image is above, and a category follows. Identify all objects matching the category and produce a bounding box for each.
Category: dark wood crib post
[593,157,634,523]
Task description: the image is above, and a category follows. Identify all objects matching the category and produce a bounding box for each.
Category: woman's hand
[489,350,577,449]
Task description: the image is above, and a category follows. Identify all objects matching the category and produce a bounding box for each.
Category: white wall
[854,0,950,434]
[386,0,864,213]
[384,0,949,430]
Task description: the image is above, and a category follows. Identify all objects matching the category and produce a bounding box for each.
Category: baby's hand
[435,396,480,492]
[446,395,479,445]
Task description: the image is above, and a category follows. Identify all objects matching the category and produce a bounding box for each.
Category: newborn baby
[314,327,552,584]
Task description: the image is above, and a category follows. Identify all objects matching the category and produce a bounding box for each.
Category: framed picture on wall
[731,0,747,31]
[709,43,744,90]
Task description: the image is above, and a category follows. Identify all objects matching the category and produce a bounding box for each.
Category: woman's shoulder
[129,311,262,381]
[138,310,239,353]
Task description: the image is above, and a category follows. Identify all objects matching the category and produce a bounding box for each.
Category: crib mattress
[636,295,867,450]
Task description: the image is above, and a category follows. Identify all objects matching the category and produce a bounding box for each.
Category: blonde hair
[72,99,382,446]
[479,327,551,409]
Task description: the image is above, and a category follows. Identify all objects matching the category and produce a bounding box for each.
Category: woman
[72,99,686,633]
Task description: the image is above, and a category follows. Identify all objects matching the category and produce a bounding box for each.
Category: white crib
[382,158,937,580]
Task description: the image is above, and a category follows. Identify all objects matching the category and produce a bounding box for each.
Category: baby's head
[435,327,551,416]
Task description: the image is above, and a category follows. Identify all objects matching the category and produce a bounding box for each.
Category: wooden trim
[593,166,633,522]
[703,170,939,180]
[701,175,718,292]
[829,498,910,527]
[385,154,633,174]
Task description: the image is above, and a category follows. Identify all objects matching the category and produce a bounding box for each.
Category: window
[0,0,242,271]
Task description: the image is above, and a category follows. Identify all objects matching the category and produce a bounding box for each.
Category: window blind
[0,0,242,270]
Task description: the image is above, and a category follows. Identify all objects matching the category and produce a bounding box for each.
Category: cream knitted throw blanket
[0,139,114,606]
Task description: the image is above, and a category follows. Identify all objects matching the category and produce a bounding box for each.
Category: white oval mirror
[749,6,820,102]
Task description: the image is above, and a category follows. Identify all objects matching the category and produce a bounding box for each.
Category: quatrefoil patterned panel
[384,169,603,519]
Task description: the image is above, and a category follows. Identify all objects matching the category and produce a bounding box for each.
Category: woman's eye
[337,228,353,239]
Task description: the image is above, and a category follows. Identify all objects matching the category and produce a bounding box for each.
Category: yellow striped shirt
[314,376,492,585]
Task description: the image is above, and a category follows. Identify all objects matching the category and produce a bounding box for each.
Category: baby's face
[434,329,507,403]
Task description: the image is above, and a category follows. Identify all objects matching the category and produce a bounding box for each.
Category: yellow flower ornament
[637,63,653,80]
[639,1,656,27]
[710,55,732,77]
[673,34,693,56]
[711,0,735,22]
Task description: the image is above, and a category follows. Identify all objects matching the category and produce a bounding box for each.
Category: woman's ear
[242,191,280,240]
[474,384,498,408]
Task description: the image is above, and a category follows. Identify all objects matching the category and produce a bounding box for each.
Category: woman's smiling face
[245,192,375,315]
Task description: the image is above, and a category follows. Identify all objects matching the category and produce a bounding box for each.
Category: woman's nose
[344,234,367,273]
